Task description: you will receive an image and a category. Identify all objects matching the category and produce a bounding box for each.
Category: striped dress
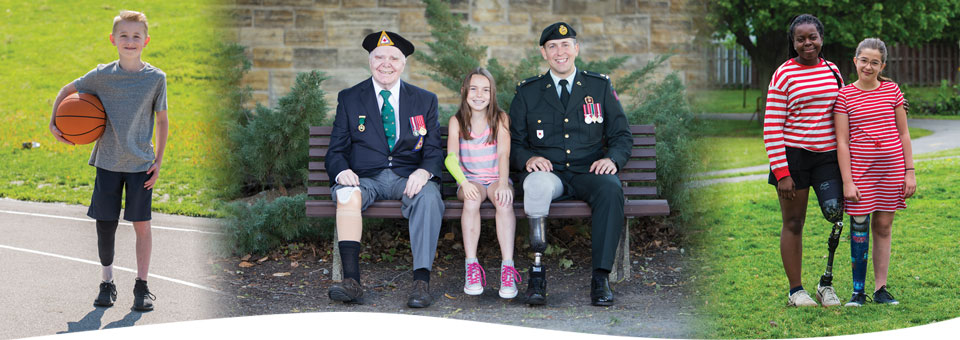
[459,127,500,185]
[764,58,843,181]
[834,82,907,215]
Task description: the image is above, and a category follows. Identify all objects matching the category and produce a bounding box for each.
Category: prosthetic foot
[526,216,547,305]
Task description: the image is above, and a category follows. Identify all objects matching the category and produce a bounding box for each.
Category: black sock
[592,268,610,280]
[96,220,119,266]
[338,241,361,283]
[789,285,804,296]
[413,268,430,283]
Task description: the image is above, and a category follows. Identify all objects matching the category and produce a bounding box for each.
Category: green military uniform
[509,69,632,270]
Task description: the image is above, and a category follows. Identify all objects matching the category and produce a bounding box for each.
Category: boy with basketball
[48,10,168,311]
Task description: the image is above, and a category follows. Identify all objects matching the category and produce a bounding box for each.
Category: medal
[410,115,427,137]
[419,127,427,136]
[358,115,366,132]
[583,96,595,124]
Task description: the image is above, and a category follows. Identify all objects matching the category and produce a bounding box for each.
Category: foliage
[0,0,223,216]
[904,80,960,116]
[225,70,330,196]
[223,194,333,255]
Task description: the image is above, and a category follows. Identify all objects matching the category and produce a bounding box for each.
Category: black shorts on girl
[87,167,153,222]
[767,147,842,189]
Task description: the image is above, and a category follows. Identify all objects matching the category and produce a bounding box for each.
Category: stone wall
[227,0,705,107]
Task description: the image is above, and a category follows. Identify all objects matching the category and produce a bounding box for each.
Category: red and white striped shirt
[764,58,843,181]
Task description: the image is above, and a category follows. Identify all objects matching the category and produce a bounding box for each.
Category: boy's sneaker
[498,264,522,299]
[463,261,486,295]
[787,289,818,307]
[845,292,869,307]
[873,286,899,305]
[93,281,117,307]
[816,284,842,307]
[132,279,156,311]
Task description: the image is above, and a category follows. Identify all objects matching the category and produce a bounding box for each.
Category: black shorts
[87,167,152,222]
[768,147,841,190]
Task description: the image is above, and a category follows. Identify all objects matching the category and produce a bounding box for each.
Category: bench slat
[307,199,668,219]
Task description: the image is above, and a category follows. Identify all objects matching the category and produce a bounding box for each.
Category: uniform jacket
[326,78,443,184]
[509,70,632,174]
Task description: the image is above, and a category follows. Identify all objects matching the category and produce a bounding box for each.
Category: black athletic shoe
[132,279,156,311]
[873,286,899,305]
[93,281,117,307]
[525,265,547,306]
[844,292,869,307]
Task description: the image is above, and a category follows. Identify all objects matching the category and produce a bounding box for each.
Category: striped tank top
[459,127,499,185]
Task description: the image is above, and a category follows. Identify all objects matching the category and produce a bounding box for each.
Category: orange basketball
[55,92,106,145]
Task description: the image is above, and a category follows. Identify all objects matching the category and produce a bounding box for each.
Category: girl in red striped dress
[764,14,847,307]
[444,68,519,299]
[834,38,916,306]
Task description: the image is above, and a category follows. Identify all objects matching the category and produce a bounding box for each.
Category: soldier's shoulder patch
[516,74,543,89]
[582,70,610,81]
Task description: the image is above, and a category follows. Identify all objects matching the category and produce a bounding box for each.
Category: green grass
[915,147,960,160]
[0,1,225,216]
[690,89,765,114]
[689,158,960,338]
[694,120,934,173]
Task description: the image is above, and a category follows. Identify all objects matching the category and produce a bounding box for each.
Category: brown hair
[455,68,508,144]
[113,10,149,35]
[855,37,892,82]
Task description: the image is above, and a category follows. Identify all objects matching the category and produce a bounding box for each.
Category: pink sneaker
[499,264,521,299]
[463,261,486,295]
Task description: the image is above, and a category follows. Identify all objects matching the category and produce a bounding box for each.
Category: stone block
[481,24,530,36]
[263,0,316,6]
[379,0,427,8]
[343,0,377,8]
[532,16,578,36]
[252,47,294,68]
[242,69,270,91]
[509,12,530,25]
[473,0,507,23]
[230,9,253,27]
[286,30,326,45]
[554,0,616,15]
[508,0,550,12]
[399,10,429,33]
[316,0,342,7]
[254,10,294,28]
[603,15,650,35]
[325,11,399,46]
[610,34,649,54]
[248,92,270,109]
[580,16,604,35]
[296,9,324,29]
[237,0,262,5]
[338,48,370,68]
[271,70,298,99]
[294,48,338,69]
[239,28,285,47]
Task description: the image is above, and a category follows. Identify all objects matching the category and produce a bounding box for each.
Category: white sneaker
[463,261,485,295]
[788,289,819,307]
[498,264,521,299]
[816,284,842,307]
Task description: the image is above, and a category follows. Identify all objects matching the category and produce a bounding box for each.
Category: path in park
[0,198,231,339]
[691,114,960,187]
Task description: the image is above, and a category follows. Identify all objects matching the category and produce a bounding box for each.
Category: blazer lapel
[542,77,565,114]
[567,73,587,115]
[360,78,389,151]
[399,81,417,147]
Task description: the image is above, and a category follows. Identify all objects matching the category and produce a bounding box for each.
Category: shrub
[223,194,333,255]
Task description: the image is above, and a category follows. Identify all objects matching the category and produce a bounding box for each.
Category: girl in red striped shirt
[764,14,846,307]
[834,38,916,306]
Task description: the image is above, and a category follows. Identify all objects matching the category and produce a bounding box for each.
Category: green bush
[223,194,333,255]
[903,80,960,116]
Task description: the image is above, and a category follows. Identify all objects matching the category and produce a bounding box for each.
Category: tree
[705,0,960,90]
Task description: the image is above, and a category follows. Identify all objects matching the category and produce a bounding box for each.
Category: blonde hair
[112,10,148,35]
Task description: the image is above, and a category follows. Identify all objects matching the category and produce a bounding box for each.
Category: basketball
[55,92,106,145]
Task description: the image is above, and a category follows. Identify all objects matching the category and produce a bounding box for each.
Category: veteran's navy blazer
[325,78,443,184]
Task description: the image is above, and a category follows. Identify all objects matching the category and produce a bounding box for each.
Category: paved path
[691,114,960,187]
[0,198,230,339]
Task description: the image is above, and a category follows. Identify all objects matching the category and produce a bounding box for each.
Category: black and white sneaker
[873,285,899,305]
[844,292,870,307]
[93,281,117,307]
[132,279,156,311]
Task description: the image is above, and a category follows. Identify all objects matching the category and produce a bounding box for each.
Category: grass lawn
[689,157,960,338]
[690,88,765,114]
[0,1,224,216]
[695,119,934,173]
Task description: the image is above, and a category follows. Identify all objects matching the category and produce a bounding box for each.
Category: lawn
[694,119,934,174]
[693,87,951,116]
[688,157,960,338]
[0,1,225,216]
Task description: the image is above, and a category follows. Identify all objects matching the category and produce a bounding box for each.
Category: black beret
[362,30,415,57]
[539,22,577,46]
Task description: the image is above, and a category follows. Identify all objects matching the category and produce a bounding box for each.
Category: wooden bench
[307,124,669,282]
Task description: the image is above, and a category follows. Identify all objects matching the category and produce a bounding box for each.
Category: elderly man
[325,31,444,308]
[509,22,633,306]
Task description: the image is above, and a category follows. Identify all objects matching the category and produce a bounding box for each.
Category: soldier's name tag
[410,115,427,137]
[536,130,544,139]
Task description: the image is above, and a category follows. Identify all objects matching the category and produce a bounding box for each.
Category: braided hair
[787,14,841,88]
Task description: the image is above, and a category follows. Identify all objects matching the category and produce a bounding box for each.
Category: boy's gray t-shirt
[74,61,167,173]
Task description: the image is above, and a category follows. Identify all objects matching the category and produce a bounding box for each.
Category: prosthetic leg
[849,215,871,295]
[814,180,844,306]
[526,216,548,305]
[521,172,562,306]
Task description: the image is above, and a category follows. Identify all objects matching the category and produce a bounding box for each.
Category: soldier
[325,30,444,308]
[509,22,633,306]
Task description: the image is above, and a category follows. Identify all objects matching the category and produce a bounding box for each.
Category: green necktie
[380,90,396,151]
